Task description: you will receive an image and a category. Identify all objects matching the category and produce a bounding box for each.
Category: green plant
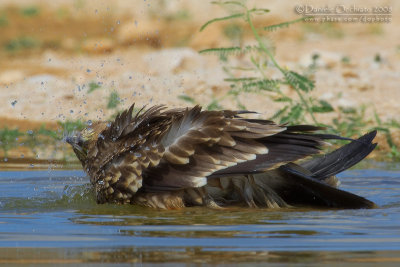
[341,56,351,64]
[164,9,191,21]
[196,1,332,124]
[373,111,400,160]
[20,6,40,17]
[206,98,223,111]
[5,36,40,52]
[107,91,121,109]
[332,106,368,137]
[178,94,196,104]
[178,1,400,160]
[58,120,86,134]
[24,125,61,154]
[301,22,344,39]
[88,81,102,93]
[0,13,8,27]
[223,23,243,45]
[0,128,24,157]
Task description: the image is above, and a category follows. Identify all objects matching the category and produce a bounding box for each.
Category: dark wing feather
[273,164,376,209]
[209,126,329,177]
[141,107,285,191]
[300,131,377,180]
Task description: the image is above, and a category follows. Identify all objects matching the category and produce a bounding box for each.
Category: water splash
[0,183,95,212]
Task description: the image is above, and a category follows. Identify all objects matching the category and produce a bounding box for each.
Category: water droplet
[144,146,150,151]
[86,69,91,73]
[134,20,138,27]
[27,130,33,135]
[70,110,74,114]
[20,154,24,158]
[98,180,104,185]
[4,158,8,162]
[129,76,132,80]
[98,134,105,140]
[134,152,142,157]
[11,100,17,107]
[117,20,120,24]
[87,120,93,126]
[48,58,52,62]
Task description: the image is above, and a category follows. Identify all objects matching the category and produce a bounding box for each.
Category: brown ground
[0,0,399,160]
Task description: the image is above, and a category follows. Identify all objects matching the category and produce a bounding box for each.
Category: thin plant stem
[245,9,318,124]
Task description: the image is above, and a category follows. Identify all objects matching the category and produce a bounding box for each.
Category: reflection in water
[0,247,400,265]
[0,167,399,264]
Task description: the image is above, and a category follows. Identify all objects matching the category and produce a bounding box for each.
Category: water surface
[0,164,399,265]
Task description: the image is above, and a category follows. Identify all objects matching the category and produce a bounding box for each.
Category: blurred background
[0,0,398,163]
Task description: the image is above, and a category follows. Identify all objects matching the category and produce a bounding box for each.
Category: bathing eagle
[66,104,377,209]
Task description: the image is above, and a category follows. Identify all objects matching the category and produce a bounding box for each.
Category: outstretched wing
[142,107,293,191]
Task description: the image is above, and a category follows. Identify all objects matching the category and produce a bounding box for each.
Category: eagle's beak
[64,132,83,150]
[65,135,74,144]
[65,132,88,164]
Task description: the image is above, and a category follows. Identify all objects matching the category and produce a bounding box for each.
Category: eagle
[66,103,377,209]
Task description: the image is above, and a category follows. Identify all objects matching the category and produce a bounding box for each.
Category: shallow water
[0,164,399,266]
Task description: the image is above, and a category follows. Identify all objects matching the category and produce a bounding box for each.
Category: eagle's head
[65,122,107,167]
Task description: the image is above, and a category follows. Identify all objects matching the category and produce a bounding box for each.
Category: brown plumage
[66,103,377,210]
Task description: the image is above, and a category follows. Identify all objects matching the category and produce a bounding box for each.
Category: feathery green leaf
[178,94,196,104]
[242,79,280,92]
[247,8,270,15]
[311,100,334,113]
[211,1,246,8]
[224,77,258,82]
[199,45,260,56]
[270,106,288,120]
[262,17,311,31]
[284,71,314,92]
[200,13,244,32]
